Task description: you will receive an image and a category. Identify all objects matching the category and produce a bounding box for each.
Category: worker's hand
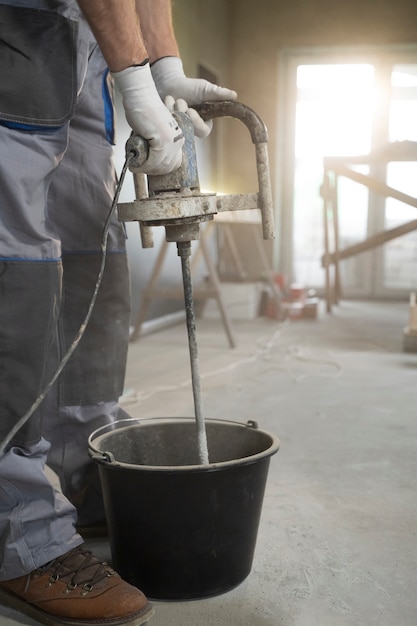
[112,63,184,175]
[151,57,237,138]
[164,96,213,139]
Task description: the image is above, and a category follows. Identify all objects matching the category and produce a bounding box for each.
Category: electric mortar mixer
[89,101,281,600]
[118,101,275,465]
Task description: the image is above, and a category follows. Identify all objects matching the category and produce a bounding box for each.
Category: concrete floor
[1,299,416,626]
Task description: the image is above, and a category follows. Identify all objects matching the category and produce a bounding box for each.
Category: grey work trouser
[0,1,131,579]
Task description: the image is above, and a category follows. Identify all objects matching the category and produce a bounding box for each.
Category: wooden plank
[322,219,417,264]
[330,165,417,210]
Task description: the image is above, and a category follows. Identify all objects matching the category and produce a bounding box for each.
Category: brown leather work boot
[0,544,154,626]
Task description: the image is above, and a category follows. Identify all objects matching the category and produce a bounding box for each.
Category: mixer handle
[194,101,275,240]
[194,101,268,144]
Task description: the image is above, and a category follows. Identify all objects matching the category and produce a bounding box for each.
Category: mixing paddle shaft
[119,101,275,464]
[177,241,209,464]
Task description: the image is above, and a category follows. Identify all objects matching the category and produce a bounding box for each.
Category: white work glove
[112,63,184,175]
[151,56,237,139]
[164,95,211,139]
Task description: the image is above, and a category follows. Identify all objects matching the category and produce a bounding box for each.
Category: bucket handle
[89,450,117,465]
[87,418,142,463]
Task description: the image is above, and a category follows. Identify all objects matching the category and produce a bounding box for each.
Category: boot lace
[35,545,115,595]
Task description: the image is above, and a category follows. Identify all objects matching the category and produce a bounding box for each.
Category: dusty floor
[1,299,416,626]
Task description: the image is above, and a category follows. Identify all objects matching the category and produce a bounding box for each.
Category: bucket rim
[88,417,280,472]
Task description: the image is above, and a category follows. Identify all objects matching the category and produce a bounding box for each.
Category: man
[0,1,237,624]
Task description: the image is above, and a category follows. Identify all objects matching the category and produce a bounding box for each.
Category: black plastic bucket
[88,417,279,600]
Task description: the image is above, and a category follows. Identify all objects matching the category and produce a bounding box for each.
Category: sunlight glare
[295,64,375,159]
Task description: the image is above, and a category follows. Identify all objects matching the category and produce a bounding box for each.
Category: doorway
[279,47,417,298]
